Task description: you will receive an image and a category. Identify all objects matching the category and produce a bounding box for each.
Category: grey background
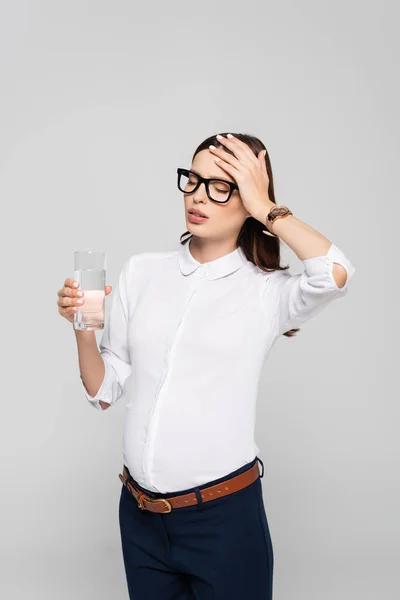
[0,1,397,599]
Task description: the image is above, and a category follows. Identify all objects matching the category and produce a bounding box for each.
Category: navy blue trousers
[118,456,274,599]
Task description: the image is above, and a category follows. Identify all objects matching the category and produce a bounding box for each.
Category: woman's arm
[77,258,133,411]
[253,206,349,288]
[74,329,108,408]
[255,205,356,337]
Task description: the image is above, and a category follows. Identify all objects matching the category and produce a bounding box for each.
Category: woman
[58,132,355,599]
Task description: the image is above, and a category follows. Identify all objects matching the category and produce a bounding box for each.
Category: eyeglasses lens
[179,172,230,202]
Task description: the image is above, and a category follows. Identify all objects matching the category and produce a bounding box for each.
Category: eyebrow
[189,169,235,185]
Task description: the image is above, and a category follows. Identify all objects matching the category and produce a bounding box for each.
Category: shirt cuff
[80,358,122,411]
[302,242,356,291]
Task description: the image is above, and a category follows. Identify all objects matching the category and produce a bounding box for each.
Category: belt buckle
[137,493,172,513]
[120,472,172,513]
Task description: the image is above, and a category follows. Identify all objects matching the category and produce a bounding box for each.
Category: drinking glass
[73,249,106,331]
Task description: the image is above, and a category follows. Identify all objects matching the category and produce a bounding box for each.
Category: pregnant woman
[57,132,355,599]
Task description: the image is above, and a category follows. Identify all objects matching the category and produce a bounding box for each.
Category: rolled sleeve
[264,242,356,337]
[80,360,125,410]
[303,243,355,291]
[80,258,132,410]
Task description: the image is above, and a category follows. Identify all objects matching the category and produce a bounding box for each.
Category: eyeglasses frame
[177,168,239,204]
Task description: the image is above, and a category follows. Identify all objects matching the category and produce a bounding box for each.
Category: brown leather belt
[118,460,262,514]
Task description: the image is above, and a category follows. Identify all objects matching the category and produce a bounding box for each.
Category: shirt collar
[178,239,248,280]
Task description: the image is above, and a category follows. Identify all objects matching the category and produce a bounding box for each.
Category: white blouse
[80,239,355,493]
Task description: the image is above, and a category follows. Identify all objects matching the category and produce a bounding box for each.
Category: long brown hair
[179,132,299,338]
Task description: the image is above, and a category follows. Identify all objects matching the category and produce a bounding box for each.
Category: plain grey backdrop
[0,1,397,599]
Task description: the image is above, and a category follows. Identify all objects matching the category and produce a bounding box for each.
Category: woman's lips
[188,211,209,223]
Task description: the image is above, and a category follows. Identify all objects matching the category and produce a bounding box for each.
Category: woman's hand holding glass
[57,278,112,325]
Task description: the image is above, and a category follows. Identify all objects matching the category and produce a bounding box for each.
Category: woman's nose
[193,181,208,202]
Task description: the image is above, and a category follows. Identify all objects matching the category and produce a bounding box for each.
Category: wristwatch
[263,205,293,237]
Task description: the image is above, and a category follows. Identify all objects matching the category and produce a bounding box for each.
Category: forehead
[191,149,236,184]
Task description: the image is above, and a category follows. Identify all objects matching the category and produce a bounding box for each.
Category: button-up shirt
[80,239,355,493]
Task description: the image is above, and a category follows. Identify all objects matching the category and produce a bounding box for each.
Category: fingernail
[73,282,79,287]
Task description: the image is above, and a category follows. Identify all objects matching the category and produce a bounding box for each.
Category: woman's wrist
[252,200,275,228]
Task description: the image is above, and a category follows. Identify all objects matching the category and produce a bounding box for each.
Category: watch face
[268,206,291,221]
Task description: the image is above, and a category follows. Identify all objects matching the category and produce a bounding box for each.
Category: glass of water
[73,249,106,331]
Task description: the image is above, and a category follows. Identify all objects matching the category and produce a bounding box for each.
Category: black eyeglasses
[177,168,239,204]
